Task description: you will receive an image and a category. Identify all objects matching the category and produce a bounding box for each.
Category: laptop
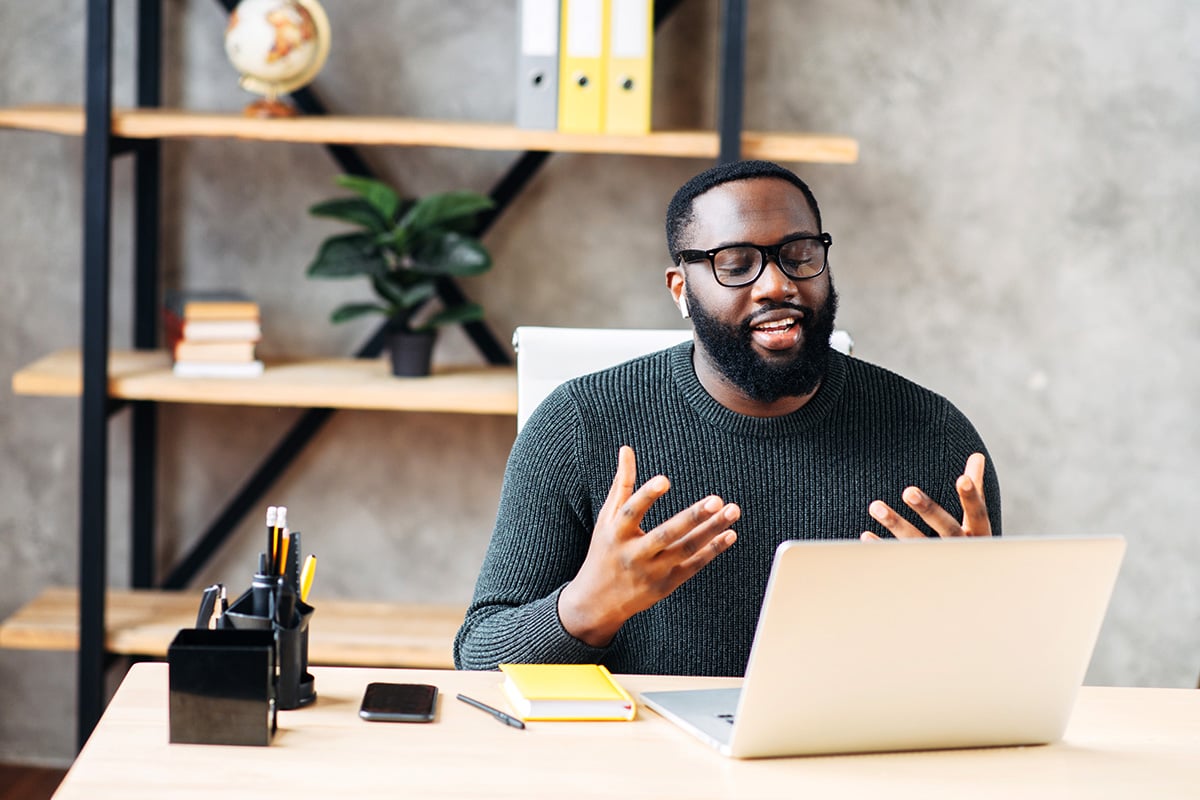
[639,535,1126,759]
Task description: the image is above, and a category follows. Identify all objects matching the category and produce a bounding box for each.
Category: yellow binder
[558,0,608,133]
[604,0,653,134]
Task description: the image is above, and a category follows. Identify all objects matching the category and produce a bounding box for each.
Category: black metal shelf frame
[75,0,745,748]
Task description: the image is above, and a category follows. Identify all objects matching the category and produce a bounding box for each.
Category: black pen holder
[223,591,317,710]
[168,628,277,746]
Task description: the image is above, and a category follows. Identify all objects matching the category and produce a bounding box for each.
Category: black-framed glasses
[674,232,832,287]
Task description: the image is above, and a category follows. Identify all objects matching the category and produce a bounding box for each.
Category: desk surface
[55,664,1200,799]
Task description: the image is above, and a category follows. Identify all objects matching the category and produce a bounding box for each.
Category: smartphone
[359,682,438,722]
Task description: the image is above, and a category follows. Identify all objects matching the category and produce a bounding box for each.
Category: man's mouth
[749,313,804,351]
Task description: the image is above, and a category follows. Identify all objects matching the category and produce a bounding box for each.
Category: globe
[224,0,331,117]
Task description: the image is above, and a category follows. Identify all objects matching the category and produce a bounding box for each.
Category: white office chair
[512,326,853,432]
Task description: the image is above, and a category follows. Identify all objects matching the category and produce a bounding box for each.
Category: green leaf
[398,191,494,234]
[334,174,401,223]
[386,227,413,255]
[372,274,436,310]
[414,302,485,332]
[400,282,438,308]
[330,302,389,323]
[306,233,387,278]
[309,197,390,233]
[410,232,492,277]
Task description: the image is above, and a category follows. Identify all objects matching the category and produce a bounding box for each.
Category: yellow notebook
[498,663,637,721]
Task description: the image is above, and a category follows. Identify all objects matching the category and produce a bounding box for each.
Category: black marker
[251,553,274,619]
[275,577,297,628]
[456,694,525,730]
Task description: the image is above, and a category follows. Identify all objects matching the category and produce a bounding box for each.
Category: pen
[456,694,525,730]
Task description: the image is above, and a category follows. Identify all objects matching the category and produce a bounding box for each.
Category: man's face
[670,177,838,405]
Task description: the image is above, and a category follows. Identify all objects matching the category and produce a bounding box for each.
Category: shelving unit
[0,106,858,163]
[3,0,858,748]
[12,349,517,414]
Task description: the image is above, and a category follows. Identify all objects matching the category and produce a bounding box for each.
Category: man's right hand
[557,445,739,648]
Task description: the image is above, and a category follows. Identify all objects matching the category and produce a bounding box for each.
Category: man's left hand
[861,453,991,540]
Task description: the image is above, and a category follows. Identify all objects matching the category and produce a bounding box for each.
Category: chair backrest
[512,326,854,431]
[513,326,692,431]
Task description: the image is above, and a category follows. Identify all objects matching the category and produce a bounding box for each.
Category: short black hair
[665,160,822,258]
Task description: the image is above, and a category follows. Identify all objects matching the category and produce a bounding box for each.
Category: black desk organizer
[168,628,277,746]
[223,586,316,710]
[168,535,316,745]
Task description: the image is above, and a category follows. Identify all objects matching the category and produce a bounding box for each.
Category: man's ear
[666,267,688,318]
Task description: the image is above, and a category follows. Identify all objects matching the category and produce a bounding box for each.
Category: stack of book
[164,290,264,378]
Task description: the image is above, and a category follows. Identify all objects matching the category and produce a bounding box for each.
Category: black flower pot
[384,328,436,377]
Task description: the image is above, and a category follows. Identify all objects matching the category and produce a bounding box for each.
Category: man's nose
[751,255,798,300]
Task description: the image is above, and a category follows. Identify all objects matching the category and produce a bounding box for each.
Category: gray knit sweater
[454,343,1001,676]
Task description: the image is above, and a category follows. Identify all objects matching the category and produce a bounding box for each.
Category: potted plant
[305,174,495,376]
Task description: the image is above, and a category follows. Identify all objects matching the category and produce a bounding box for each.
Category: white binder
[515,0,561,130]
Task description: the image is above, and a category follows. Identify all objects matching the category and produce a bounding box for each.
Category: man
[454,160,1000,676]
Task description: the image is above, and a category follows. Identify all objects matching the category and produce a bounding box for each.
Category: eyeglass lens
[712,238,826,286]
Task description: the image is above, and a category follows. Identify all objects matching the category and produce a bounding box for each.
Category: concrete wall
[1,0,1196,765]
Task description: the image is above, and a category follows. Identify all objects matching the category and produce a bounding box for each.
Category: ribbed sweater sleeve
[454,344,1001,676]
[453,388,610,669]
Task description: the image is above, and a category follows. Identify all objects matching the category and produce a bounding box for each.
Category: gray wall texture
[1,0,1197,766]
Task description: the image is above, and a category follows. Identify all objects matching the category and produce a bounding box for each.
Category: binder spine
[558,0,609,133]
[516,0,561,130]
[605,0,653,134]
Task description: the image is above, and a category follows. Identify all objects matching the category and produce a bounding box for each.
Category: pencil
[299,555,317,603]
[277,529,290,577]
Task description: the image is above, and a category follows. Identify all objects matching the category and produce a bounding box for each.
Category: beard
[687,281,839,404]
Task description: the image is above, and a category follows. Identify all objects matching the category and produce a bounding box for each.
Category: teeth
[755,319,795,332]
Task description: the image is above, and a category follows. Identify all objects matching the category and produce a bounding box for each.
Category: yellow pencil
[299,555,317,602]
[277,529,290,576]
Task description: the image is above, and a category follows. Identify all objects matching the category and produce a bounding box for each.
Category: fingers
[872,486,975,539]
[652,500,739,587]
[673,528,738,581]
[602,445,637,512]
[601,446,671,535]
[957,453,991,537]
[965,452,986,489]
[866,453,992,540]
[867,500,928,539]
[650,497,741,557]
[900,486,970,538]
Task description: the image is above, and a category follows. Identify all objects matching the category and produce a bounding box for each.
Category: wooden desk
[54,664,1200,799]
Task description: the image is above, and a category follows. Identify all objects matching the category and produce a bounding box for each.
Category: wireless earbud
[678,292,690,319]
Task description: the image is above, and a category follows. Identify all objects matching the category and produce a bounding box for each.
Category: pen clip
[195,584,220,629]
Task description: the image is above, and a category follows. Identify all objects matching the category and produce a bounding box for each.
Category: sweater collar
[669,341,848,437]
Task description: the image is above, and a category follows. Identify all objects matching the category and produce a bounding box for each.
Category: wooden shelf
[12,349,517,415]
[0,104,859,164]
[0,587,464,668]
